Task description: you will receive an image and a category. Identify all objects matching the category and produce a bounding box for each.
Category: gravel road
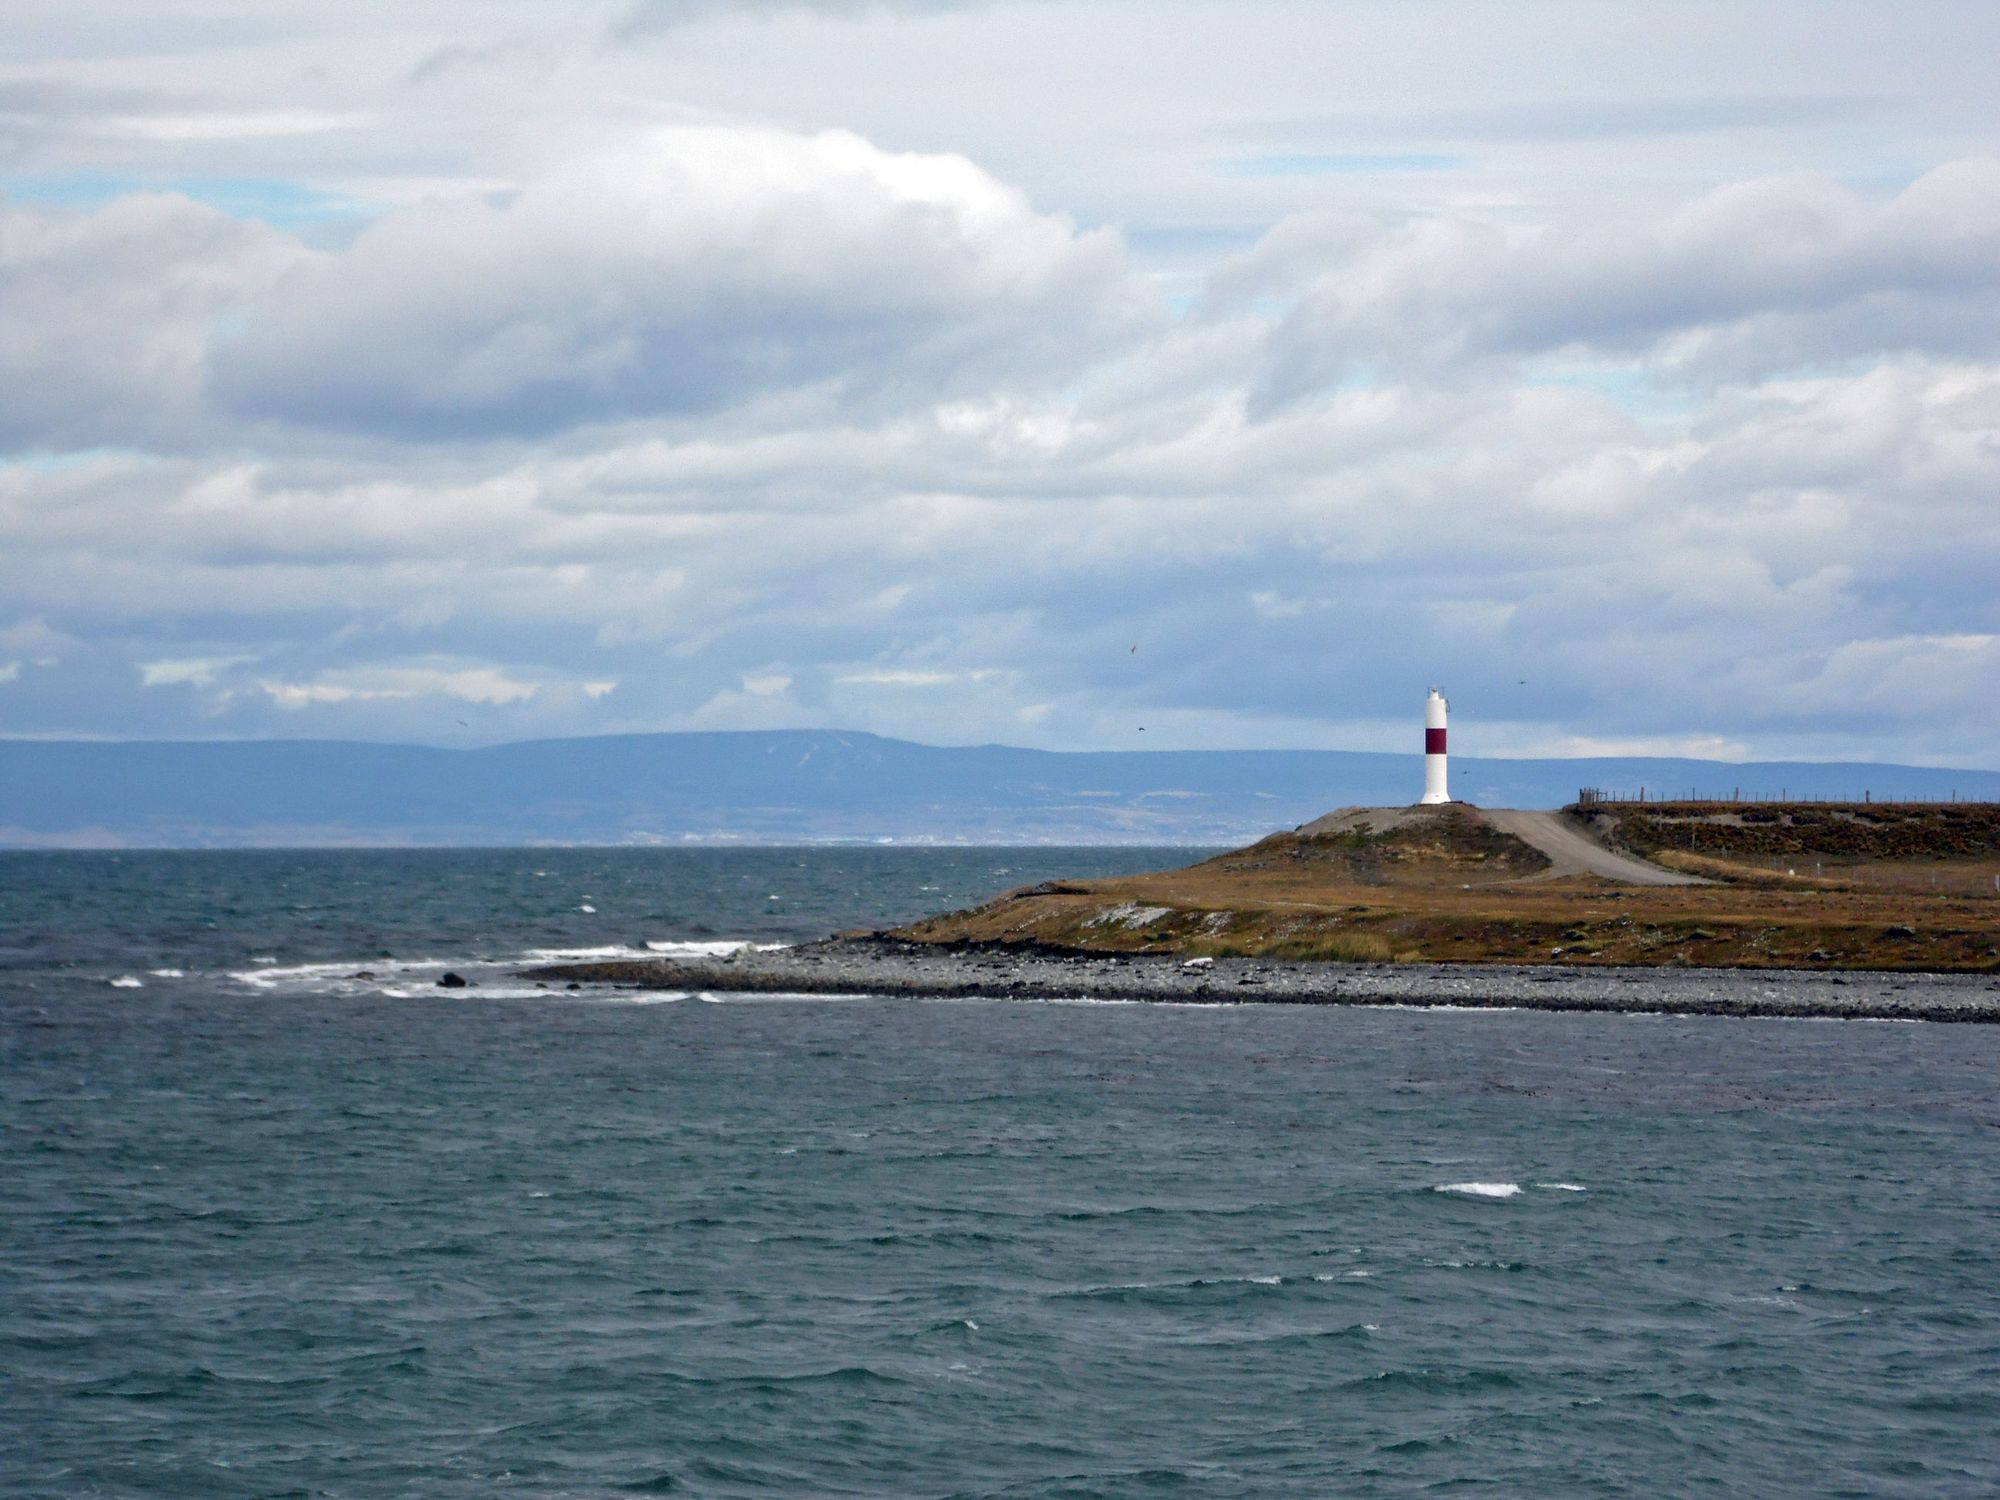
[1479,808,1710,885]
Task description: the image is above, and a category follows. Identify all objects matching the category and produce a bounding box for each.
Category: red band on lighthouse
[1421,687,1450,803]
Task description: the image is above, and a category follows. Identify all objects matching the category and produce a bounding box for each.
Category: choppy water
[6,849,2000,1498]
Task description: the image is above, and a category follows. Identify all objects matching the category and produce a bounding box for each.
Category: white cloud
[4,340,1995,758]
[1798,633,2000,719]
[836,669,970,686]
[262,666,541,708]
[1230,159,2000,405]
[0,195,296,448]
[1544,734,1751,761]
[208,122,1152,437]
[139,655,257,687]
[0,2,1996,767]
[103,109,369,143]
[0,661,18,684]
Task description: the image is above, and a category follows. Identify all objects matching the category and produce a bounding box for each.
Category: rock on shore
[522,937,2000,1022]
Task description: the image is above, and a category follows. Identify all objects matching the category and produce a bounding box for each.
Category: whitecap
[148,968,185,978]
[107,975,143,989]
[522,939,780,963]
[578,904,596,914]
[1434,1182,1522,1199]
[1246,1275,1282,1285]
[230,959,440,991]
[1537,1182,1588,1193]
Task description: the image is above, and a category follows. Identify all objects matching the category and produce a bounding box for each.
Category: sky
[1,0,1996,764]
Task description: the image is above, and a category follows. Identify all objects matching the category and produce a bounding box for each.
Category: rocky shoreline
[523,937,2000,1023]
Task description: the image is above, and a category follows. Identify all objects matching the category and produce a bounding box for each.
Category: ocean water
[5,849,2000,1498]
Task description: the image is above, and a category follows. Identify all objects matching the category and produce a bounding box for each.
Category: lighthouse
[1421,687,1450,804]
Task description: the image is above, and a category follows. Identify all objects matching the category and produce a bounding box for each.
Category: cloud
[0,192,296,449]
[1220,95,1884,148]
[261,666,541,708]
[208,122,1150,438]
[5,336,1995,757]
[608,0,1002,40]
[140,655,251,686]
[1796,633,2000,721]
[0,55,1995,769]
[836,669,973,686]
[0,78,167,158]
[1545,733,1751,761]
[1225,159,2000,405]
[100,110,366,144]
[0,661,18,684]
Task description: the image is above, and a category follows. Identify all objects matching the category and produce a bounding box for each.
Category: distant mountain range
[2,730,1995,847]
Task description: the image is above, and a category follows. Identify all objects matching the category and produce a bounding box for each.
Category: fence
[1574,788,1993,807]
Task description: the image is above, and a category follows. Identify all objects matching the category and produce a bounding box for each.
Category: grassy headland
[892,803,2000,971]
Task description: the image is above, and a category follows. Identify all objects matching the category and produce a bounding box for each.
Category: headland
[525,799,2000,1015]
[883,801,1999,971]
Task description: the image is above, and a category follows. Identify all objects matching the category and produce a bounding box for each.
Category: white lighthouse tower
[1421,687,1450,804]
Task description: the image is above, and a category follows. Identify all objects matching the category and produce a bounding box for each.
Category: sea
[5,847,2000,1499]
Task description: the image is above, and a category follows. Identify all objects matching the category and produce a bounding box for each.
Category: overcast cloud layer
[2,0,1997,764]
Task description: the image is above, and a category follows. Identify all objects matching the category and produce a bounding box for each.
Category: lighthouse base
[1420,791,1452,805]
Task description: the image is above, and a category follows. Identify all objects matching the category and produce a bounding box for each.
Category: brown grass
[893,834,2000,973]
[1589,800,2000,861]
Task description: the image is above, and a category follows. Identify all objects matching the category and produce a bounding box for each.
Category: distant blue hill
[1,730,1995,847]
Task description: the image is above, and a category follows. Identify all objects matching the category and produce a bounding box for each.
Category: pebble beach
[526,936,2000,1022]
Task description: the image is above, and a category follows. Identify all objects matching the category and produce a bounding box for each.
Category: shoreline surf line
[521,937,2000,1023]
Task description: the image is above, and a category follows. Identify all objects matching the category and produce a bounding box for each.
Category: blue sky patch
[0,173,358,228]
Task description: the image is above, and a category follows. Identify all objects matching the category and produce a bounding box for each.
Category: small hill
[1202,805,1551,887]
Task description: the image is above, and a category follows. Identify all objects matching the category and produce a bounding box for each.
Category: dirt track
[1479,808,1709,886]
